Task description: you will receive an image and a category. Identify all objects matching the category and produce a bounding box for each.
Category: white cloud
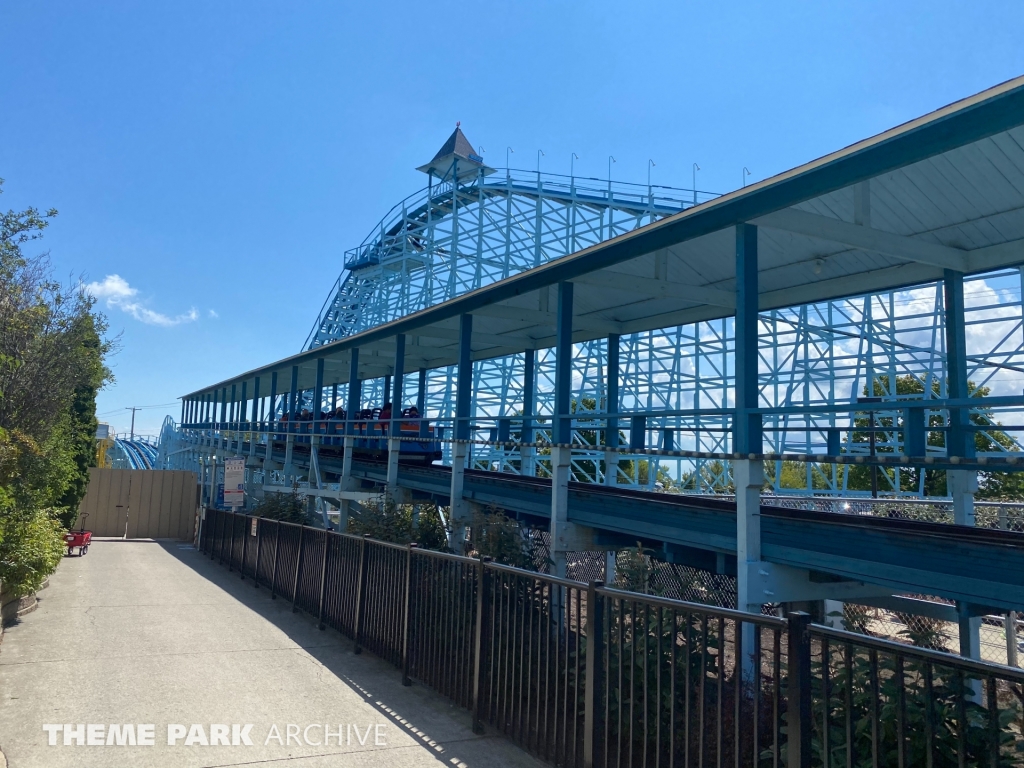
[208,309,219,319]
[85,274,198,327]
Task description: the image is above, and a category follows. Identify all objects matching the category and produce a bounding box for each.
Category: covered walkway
[0,541,542,768]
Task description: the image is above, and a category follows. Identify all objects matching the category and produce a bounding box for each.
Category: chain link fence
[764,495,1024,531]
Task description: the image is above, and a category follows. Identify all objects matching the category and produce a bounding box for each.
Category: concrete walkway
[0,539,543,768]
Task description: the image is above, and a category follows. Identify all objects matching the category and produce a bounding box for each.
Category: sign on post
[224,458,245,509]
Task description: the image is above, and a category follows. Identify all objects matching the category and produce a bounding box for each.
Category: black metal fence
[199,509,1024,767]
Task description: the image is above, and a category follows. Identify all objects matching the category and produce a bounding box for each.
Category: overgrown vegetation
[466,508,545,569]
[0,180,112,597]
[347,495,450,551]
[249,489,309,524]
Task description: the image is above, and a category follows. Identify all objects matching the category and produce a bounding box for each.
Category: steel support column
[945,269,981,660]
[604,333,620,486]
[735,223,765,621]
[387,335,405,493]
[250,377,260,460]
[551,282,587,578]
[265,372,279,478]
[945,269,977,526]
[522,348,536,477]
[284,365,298,479]
[417,368,428,438]
[339,350,360,529]
[449,314,473,552]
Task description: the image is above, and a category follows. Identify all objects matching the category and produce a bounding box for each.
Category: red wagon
[65,513,92,556]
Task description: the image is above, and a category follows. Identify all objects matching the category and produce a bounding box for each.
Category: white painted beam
[573,270,737,309]
[756,207,969,272]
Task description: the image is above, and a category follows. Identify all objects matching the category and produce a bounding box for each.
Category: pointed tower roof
[416,124,494,180]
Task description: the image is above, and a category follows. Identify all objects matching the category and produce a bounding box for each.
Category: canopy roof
[186,75,1024,400]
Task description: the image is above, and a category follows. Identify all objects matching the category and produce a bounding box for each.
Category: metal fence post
[317,531,331,630]
[353,534,371,655]
[787,611,812,768]
[218,511,227,564]
[401,543,418,686]
[472,556,492,734]
[583,580,605,768]
[239,515,248,580]
[226,513,235,570]
[270,522,281,599]
[209,509,218,559]
[291,525,305,613]
[252,517,261,588]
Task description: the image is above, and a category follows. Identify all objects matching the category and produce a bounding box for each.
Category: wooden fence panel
[80,469,197,539]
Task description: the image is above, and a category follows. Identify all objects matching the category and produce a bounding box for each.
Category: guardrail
[199,509,1024,767]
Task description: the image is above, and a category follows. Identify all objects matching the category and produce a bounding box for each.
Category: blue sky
[1,1,1022,437]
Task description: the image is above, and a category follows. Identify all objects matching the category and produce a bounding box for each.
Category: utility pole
[126,407,139,441]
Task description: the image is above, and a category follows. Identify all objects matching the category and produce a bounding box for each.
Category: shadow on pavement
[160,540,539,768]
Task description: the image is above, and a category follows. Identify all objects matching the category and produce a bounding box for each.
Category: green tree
[845,374,1021,498]
[0,180,113,594]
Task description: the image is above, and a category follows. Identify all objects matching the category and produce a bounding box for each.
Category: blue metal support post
[417,369,428,438]
[387,335,405,491]
[551,282,587,578]
[284,366,299,479]
[734,223,765,619]
[267,372,278,464]
[338,349,360,532]
[250,377,260,461]
[945,269,981,661]
[522,349,536,476]
[605,334,619,486]
[449,314,473,552]
[310,358,326,524]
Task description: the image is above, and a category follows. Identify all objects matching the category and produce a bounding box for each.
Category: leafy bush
[348,496,449,551]
[466,508,542,569]
[0,506,66,598]
[250,489,308,524]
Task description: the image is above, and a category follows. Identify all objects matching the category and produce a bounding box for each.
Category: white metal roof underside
[187,76,1024,398]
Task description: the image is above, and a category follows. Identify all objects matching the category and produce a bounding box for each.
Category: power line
[96,402,178,417]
